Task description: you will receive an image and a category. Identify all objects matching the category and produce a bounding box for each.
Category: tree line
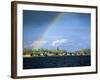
[23,47,90,57]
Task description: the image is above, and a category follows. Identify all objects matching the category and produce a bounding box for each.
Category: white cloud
[30,39,69,48]
[51,39,68,46]
[31,40,48,47]
[34,41,47,44]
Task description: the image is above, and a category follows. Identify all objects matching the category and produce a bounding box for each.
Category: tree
[23,48,32,55]
[79,48,90,55]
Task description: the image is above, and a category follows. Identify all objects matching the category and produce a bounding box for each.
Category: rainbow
[32,13,64,48]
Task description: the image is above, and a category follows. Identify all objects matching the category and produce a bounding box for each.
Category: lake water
[23,56,90,69]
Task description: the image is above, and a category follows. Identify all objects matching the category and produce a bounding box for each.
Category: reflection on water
[23,56,91,69]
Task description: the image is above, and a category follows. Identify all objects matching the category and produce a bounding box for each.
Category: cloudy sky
[23,10,91,51]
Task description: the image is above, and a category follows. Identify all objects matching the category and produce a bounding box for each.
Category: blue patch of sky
[23,10,91,51]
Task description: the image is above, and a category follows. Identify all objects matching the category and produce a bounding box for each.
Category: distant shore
[23,48,90,58]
